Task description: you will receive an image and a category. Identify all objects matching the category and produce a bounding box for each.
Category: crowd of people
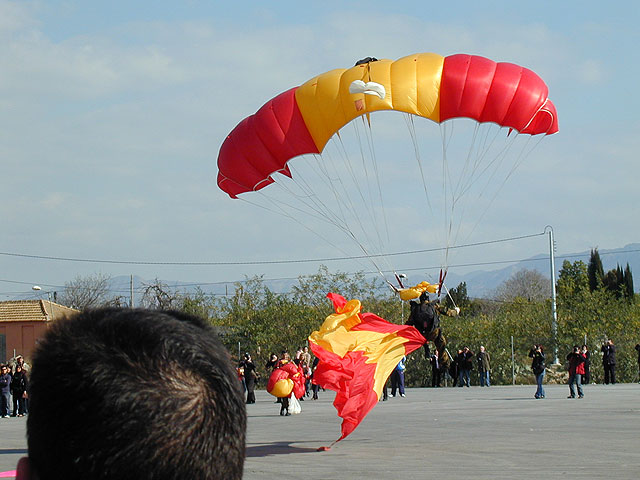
[0,355,29,418]
[526,340,638,400]
[1,305,638,479]
[235,335,640,409]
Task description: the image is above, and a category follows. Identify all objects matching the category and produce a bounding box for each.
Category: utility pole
[545,225,559,365]
[130,275,134,308]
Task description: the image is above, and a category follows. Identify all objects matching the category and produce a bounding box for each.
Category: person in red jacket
[567,345,586,399]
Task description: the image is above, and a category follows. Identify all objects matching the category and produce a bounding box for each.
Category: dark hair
[27,308,246,480]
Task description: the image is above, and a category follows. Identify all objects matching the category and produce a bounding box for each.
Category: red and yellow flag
[308,293,425,442]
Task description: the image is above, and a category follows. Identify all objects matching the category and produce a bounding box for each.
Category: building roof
[0,300,79,323]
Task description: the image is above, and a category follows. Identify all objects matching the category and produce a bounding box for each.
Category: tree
[587,248,604,292]
[59,273,113,310]
[494,269,549,302]
[556,260,588,301]
[624,263,634,302]
[444,281,480,316]
[140,279,182,310]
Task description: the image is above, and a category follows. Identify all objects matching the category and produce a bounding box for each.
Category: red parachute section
[439,54,558,135]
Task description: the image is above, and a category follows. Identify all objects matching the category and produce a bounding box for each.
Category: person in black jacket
[456,347,474,387]
[406,292,451,371]
[529,344,546,399]
[581,345,591,385]
[240,353,258,404]
[601,339,616,384]
[11,364,28,417]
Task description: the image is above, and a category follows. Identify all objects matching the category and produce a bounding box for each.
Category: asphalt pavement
[1,383,639,479]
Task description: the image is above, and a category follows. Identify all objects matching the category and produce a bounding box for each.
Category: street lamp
[544,225,560,365]
[32,285,54,320]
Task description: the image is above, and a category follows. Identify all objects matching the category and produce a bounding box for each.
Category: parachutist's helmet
[419,292,429,302]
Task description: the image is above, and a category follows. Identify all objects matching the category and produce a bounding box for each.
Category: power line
[0,231,546,266]
[1,247,637,297]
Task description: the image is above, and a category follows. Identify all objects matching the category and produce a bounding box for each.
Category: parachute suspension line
[306,131,396,284]
[444,122,483,258]
[352,116,389,254]
[334,125,391,266]
[456,124,504,200]
[440,282,459,311]
[440,122,454,272]
[405,114,434,214]
[259,162,385,278]
[460,125,518,201]
[407,114,446,276]
[447,122,500,256]
[303,152,363,235]
[236,193,369,271]
[361,114,392,250]
[277,161,354,234]
[354,117,397,280]
[259,190,379,276]
[461,129,543,246]
[308,132,380,251]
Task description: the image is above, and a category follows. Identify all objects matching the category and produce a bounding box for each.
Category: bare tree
[140,279,182,310]
[494,268,549,302]
[59,273,113,310]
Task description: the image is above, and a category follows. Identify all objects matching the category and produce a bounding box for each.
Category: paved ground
[1,383,639,479]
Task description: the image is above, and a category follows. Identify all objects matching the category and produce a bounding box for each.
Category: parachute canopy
[217,52,558,198]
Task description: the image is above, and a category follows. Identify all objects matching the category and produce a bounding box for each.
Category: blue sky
[1,0,639,299]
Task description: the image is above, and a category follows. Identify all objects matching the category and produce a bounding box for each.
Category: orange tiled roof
[0,300,79,322]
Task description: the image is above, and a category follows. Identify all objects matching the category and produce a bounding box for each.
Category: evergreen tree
[587,248,604,292]
[624,263,634,302]
[556,260,588,301]
[603,268,621,298]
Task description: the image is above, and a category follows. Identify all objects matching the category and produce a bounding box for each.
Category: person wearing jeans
[567,346,586,398]
[390,356,406,397]
[477,346,491,387]
[529,344,546,399]
[0,365,12,417]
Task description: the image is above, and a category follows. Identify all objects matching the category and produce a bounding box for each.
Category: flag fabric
[308,293,426,441]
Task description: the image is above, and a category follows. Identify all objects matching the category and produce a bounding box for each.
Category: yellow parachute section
[398,281,439,301]
[294,53,444,153]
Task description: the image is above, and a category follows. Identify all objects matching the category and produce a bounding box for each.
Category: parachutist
[406,292,451,370]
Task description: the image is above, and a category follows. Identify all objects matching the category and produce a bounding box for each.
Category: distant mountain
[104,244,640,304]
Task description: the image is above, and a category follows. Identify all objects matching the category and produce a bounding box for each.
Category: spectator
[265,353,279,371]
[567,345,586,399]
[430,350,442,388]
[529,344,546,399]
[476,345,491,387]
[11,364,28,417]
[457,347,473,387]
[635,343,640,383]
[300,346,312,397]
[311,357,321,400]
[449,349,462,387]
[601,339,616,384]
[15,308,246,480]
[581,345,591,384]
[390,356,406,397]
[240,353,258,404]
[0,365,11,418]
